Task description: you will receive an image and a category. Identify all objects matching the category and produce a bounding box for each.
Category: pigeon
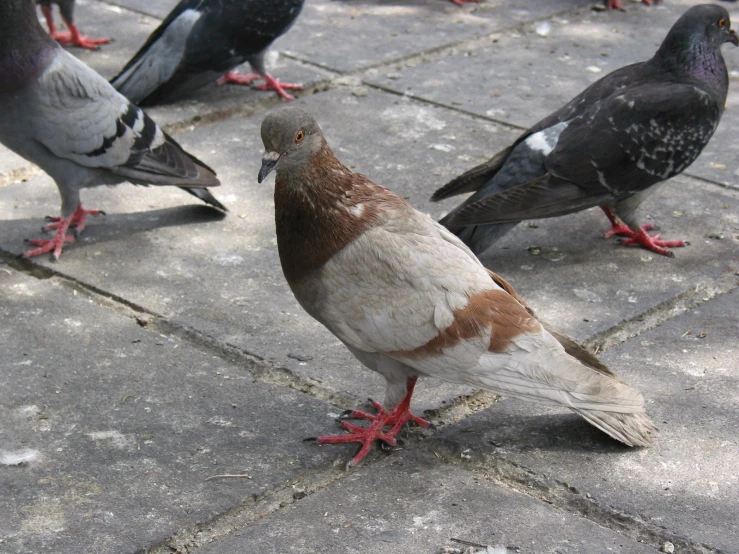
[111,0,304,105]
[258,106,657,467]
[0,0,225,261]
[36,0,110,50]
[434,4,737,257]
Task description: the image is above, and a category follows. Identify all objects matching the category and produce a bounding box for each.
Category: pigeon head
[258,107,325,183]
[657,4,738,63]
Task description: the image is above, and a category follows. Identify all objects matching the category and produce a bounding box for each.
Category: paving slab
[365,0,739,188]
[196,448,656,554]
[0,267,348,554]
[280,0,595,73]
[428,288,739,553]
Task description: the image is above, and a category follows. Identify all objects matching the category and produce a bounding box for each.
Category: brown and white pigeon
[0,0,224,261]
[258,106,657,467]
[434,4,737,257]
[111,0,304,105]
[36,0,110,50]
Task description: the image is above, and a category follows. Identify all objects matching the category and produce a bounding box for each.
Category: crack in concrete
[427,437,721,554]
[137,465,352,554]
[583,272,739,354]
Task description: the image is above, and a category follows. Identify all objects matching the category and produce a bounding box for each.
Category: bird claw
[52,30,110,50]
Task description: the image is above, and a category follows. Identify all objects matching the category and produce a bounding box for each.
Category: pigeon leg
[43,204,103,234]
[40,5,57,35]
[600,206,684,257]
[216,71,261,86]
[601,206,655,239]
[450,0,482,5]
[52,16,110,50]
[25,204,102,260]
[253,74,302,101]
[312,377,430,467]
[218,71,301,101]
[618,228,685,257]
[24,217,75,261]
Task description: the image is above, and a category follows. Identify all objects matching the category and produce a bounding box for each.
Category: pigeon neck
[653,39,728,101]
[274,144,399,285]
[0,0,55,94]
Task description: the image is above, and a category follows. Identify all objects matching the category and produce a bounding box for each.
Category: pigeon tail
[575,409,658,447]
[179,186,227,211]
[440,219,518,256]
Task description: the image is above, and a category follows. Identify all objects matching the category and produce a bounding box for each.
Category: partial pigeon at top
[111,0,304,105]
[604,0,660,10]
[258,106,657,467]
[0,0,224,260]
[36,0,110,50]
[434,4,737,257]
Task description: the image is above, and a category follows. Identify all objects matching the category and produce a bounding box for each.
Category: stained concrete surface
[1,0,737,553]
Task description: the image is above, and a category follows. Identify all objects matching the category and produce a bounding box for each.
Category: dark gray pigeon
[111,0,304,106]
[36,0,110,50]
[0,0,224,261]
[435,4,737,257]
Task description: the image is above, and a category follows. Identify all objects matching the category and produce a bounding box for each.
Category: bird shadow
[0,205,227,258]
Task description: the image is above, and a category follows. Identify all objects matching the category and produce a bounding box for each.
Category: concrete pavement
[1,0,737,552]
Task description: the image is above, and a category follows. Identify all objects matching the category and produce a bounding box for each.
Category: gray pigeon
[0,0,224,261]
[36,0,110,50]
[111,0,304,105]
[258,106,656,467]
[434,4,737,257]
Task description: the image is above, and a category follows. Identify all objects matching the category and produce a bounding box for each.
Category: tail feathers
[438,215,517,255]
[179,186,227,211]
[576,409,658,447]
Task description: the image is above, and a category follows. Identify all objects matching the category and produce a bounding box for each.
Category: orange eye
[718,18,727,28]
[295,130,305,143]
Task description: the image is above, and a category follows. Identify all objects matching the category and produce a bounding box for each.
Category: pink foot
[24,220,74,261]
[450,0,481,5]
[25,204,102,260]
[600,206,683,256]
[604,0,658,9]
[53,23,110,50]
[603,221,655,239]
[618,227,685,257]
[217,71,301,101]
[309,377,430,467]
[43,206,104,235]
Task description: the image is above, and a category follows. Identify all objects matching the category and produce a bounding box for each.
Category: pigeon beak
[258,151,281,183]
[728,29,739,47]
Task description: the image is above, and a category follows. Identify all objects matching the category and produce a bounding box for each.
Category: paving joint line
[582,271,739,354]
[428,437,721,554]
[138,465,352,554]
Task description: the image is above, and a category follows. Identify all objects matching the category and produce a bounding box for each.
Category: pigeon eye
[718,18,727,28]
[295,130,305,143]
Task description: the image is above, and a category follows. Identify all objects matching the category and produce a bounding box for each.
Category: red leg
[619,228,685,258]
[311,377,431,467]
[600,206,685,257]
[52,17,110,50]
[40,5,57,35]
[218,71,301,101]
[43,205,103,234]
[24,218,74,261]
[450,0,482,5]
[25,204,102,260]
[216,71,261,86]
